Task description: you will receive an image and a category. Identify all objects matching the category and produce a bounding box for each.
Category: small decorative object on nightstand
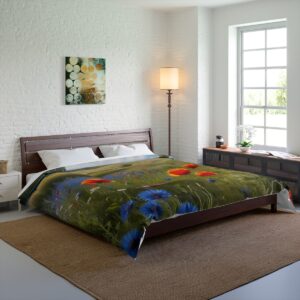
[0,171,22,211]
[0,160,8,174]
[237,125,255,153]
[237,140,253,153]
[216,135,224,148]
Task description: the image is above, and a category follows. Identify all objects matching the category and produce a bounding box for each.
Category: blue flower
[120,229,143,258]
[177,202,198,214]
[52,176,88,203]
[138,189,171,201]
[240,187,252,198]
[120,200,134,222]
[139,201,163,220]
[208,178,216,183]
[102,174,114,180]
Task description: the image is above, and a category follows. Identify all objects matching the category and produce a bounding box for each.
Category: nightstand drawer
[0,175,19,190]
[0,188,18,202]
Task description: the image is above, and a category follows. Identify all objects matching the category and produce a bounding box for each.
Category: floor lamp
[160,67,179,157]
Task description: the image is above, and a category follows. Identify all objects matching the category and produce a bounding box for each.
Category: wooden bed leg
[271,203,277,213]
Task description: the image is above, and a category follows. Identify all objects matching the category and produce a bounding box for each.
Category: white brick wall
[164,8,212,163]
[0,2,213,172]
[0,0,168,171]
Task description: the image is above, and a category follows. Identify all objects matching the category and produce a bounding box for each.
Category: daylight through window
[238,22,287,149]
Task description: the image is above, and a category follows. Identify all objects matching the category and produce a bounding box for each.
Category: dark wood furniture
[145,194,277,238]
[20,130,277,240]
[203,147,300,202]
[20,128,153,187]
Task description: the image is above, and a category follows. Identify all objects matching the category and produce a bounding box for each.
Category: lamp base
[159,154,174,159]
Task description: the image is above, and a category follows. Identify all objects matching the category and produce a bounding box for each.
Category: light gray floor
[0,240,93,300]
[1,205,300,300]
[214,261,300,300]
[0,206,93,300]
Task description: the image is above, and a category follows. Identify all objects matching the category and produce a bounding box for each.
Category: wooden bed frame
[20,128,277,239]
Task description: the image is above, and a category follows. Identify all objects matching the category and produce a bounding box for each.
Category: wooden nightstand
[0,171,22,211]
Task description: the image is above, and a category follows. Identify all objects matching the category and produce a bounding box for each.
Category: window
[238,22,287,149]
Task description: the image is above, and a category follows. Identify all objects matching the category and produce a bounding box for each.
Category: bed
[19,128,280,257]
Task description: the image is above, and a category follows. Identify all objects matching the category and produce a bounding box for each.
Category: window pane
[267,69,286,87]
[267,49,287,67]
[243,50,265,68]
[252,128,264,145]
[243,30,265,50]
[267,28,287,48]
[243,89,265,106]
[267,89,287,107]
[266,109,287,128]
[243,108,264,126]
[266,129,287,147]
[244,70,265,87]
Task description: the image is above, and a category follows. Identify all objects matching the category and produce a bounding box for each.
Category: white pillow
[38,147,100,169]
[99,143,154,158]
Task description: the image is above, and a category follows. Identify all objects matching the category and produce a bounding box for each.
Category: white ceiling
[108,0,260,9]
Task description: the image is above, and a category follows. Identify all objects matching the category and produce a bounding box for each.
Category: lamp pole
[160,67,179,158]
[167,89,172,157]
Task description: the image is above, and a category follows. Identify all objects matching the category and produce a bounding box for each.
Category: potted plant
[237,140,253,153]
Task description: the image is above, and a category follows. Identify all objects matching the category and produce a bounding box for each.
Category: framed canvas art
[65,57,106,105]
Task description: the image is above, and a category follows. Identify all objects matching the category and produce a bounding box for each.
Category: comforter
[20,156,284,258]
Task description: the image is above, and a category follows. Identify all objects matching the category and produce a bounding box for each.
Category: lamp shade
[160,67,179,90]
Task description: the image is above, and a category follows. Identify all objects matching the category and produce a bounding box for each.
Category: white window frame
[237,21,287,151]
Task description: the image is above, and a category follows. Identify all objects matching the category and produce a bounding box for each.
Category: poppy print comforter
[19,156,284,258]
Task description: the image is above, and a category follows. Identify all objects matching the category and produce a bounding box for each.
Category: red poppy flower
[81,178,112,185]
[195,171,217,177]
[168,168,191,177]
[183,163,199,169]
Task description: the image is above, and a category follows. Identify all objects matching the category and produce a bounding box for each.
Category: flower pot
[239,146,251,153]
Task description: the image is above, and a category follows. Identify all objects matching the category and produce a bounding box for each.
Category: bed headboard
[20,128,153,187]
